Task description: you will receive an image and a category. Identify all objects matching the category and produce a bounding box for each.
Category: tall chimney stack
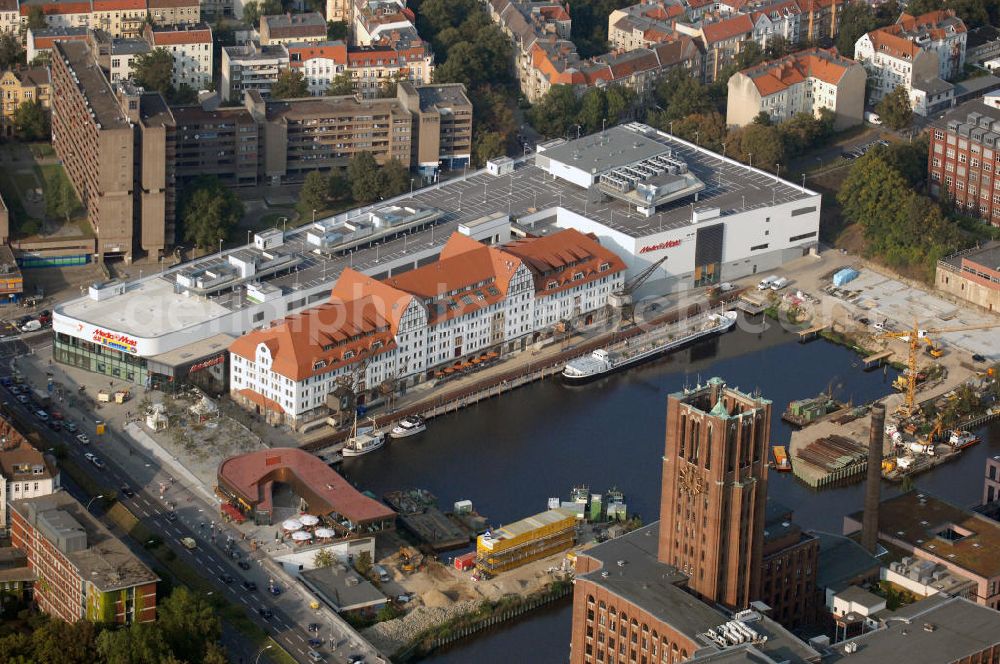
[862,402,886,554]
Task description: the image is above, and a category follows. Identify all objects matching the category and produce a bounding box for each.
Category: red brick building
[9,492,157,624]
[928,98,1000,227]
[760,501,819,628]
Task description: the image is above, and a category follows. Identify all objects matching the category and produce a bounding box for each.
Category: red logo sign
[92,329,138,354]
[639,239,681,254]
[190,355,225,373]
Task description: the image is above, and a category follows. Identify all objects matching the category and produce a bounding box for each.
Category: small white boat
[342,415,385,457]
[390,415,426,439]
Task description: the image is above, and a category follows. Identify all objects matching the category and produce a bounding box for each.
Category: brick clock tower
[657,377,771,610]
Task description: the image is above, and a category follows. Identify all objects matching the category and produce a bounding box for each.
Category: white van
[770,277,790,290]
[758,275,779,290]
[864,111,882,125]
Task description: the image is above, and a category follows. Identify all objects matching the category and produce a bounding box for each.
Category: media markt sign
[638,239,681,254]
[92,329,138,354]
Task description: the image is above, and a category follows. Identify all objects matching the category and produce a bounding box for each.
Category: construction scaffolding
[476,509,576,577]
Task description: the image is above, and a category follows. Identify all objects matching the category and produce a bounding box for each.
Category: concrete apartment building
[928,99,1000,228]
[259,11,326,45]
[854,10,967,116]
[172,104,260,186]
[9,492,158,624]
[727,48,865,130]
[0,417,59,536]
[143,22,213,90]
[221,41,289,102]
[936,243,1000,312]
[51,40,174,261]
[25,26,89,61]
[229,228,625,427]
[0,67,50,137]
[89,32,150,82]
[396,81,471,179]
[246,89,413,184]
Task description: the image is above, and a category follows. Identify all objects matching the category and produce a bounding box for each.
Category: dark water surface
[339,315,999,664]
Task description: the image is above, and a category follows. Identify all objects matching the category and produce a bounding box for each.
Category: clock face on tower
[677,465,706,496]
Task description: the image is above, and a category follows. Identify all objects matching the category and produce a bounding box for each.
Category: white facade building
[144,23,214,90]
[1,434,60,536]
[229,229,626,426]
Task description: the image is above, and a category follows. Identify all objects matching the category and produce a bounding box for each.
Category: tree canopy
[652,69,713,124]
[270,69,309,99]
[180,176,244,250]
[905,0,998,28]
[325,72,354,96]
[131,49,174,96]
[347,152,382,204]
[327,20,348,40]
[876,86,913,130]
[26,6,46,30]
[835,2,877,58]
[13,99,50,141]
[0,33,24,69]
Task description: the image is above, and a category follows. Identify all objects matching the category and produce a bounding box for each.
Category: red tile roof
[217,448,395,525]
[22,2,91,15]
[702,14,753,44]
[742,48,856,96]
[92,0,145,10]
[288,41,348,66]
[503,228,626,296]
[150,28,212,45]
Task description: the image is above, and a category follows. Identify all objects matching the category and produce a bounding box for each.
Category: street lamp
[410,178,414,197]
[254,644,273,664]
[312,209,317,223]
[218,238,223,255]
[85,495,105,511]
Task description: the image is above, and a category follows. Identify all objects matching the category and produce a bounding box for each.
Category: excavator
[877,319,1000,417]
[607,255,669,324]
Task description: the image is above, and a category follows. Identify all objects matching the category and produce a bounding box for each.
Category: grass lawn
[257,211,295,229]
[13,172,37,194]
[28,143,55,159]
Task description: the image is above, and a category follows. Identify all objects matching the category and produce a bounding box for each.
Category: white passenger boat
[561,311,738,384]
[390,415,426,439]
[342,415,386,457]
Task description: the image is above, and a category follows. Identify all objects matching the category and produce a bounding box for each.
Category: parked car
[972,353,987,362]
[34,410,49,422]
[257,608,272,619]
[64,421,78,433]
[120,485,135,498]
[237,560,251,570]
[84,453,104,469]
[219,574,235,584]
[47,420,61,431]
[241,580,257,592]
[307,651,325,662]
[770,277,790,291]
[864,111,882,125]
[269,586,282,596]
[757,275,779,290]
[307,623,320,633]
[16,395,28,404]
[20,320,41,333]
[76,434,90,445]
[307,638,323,648]
[165,511,177,522]
[717,282,734,292]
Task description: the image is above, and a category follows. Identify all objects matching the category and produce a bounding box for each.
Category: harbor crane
[877,320,1000,417]
[608,255,669,323]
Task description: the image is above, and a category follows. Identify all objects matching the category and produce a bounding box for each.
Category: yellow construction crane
[877,320,1000,417]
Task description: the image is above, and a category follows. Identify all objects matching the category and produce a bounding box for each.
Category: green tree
[528,84,581,138]
[753,111,772,126]
[45,173,76,222]
[378,72,406,98]
[171,83,197,104]
[731,123,786,171]
[29,617,97,664]
[0,33,24,69]
[653,68,712,123]
[325,71,354,96]
[329,173,350,201]
[347,151,382,203]
[577,87,607,134]
[242,0,260,26]
[96,622,170,664]
[605,84,635,123]
[672,112,727,152]
[432,41,485,88]
[13,99,50,141]
[156,587,220,664]
[779,109,834,156]
[314,549,335,568]
[764,35,793,59]
[270,69,308,99]
[876,86,913,130]
[354,550,373,579]
[299,170,331,215]
[379,158,411,198]
[327,20,348,40]
[474,130,506,166]
[836,2,877,58]
[131,48,175,96]
[180,176,244,250]
[27,6,46,30]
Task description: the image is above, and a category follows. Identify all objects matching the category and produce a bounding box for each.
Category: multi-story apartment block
[351,0,413,47]
[19,0,92,33]
[229,228,624,427]
[90,0,146,37]
[259,11,326,45]
[759,500,818,628]
[0,0,19,34]
[797,0,844,43]
[51,40,175,260]
[928,98,1000,228]
[608,1,684,51]
[147,0,200,26]
[286,38,433,99]
[172,105,260,186]
[26,26,89,61]
[246,89,413,182]
[221,41,289,102]
[143,22,213,90]
[854,10,966,116]
[727,48,865,130]
[9,492,158,624]
[90,33,150,82]
[0,67,50,137]
[689,14,754,83]
[325,0,349,23]
[0,417,59,536]
[395,81,471,178]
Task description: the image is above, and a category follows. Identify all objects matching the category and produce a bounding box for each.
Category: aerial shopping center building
[52,123,821,402]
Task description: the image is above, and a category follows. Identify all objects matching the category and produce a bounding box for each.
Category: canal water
[339,314,999,663]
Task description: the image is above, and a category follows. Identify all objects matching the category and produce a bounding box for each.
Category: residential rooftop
[10,492,158,592]
[55,41,129,130]
[414,83,471,111]
[940,241,1000,272]
[813,531,880,592]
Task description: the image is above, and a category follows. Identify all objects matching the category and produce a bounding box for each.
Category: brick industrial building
[929,99,1000,227]
[9,492,157,624]
[936,242,1000,312]
[569,379,826,664]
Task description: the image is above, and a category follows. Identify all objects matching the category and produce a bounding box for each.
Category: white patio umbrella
[299,514,320,526]
[292,530,313,541]
[314,528,336,539]
[282,518,303,531]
